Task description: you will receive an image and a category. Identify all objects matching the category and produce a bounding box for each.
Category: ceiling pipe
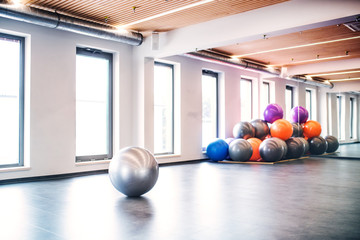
[184,50,333,88]
[185,50,281,76]
[0,0,143,46]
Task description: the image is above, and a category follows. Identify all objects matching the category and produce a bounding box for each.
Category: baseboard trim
[0,169,108,185]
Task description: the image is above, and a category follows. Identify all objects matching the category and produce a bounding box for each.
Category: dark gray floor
[1,155,360,239]
[318,142,360,159]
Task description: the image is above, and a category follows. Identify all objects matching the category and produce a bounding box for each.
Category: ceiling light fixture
[232,36,360,58]
[308,70,360,77]
[118,0,214,29]
[329,77,360,82]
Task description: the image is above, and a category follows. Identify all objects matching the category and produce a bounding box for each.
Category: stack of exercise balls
[206,103,340,163]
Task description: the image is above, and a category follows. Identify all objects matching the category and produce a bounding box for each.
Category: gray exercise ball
[228,139,253,162]
[259,138,283,162]
[109,147,159,197]
[233,121,255,139]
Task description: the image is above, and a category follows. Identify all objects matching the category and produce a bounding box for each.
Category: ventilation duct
[344,16,360,32]
[184,50,334,89]
[0,1,143,46]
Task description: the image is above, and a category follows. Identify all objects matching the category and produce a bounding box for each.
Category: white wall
[0,17,134,180]
[318,81,360,143]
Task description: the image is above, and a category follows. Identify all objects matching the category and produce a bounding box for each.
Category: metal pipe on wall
[0,1,143,46]
[184,50,333,88]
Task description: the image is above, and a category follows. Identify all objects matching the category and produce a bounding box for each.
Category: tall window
[0,33,25,168]
[306,89,312,120]
[240,78,252,121]
[350,97,357,139]
[202,70,218,149]
[154,62,174,155]
[285,86,294,120]
[336,96,343,140]
[261,81,270,113]
[76,48,113,162]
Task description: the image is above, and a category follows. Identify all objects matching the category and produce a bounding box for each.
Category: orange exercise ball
[303,120,321,138]
[270,119,293,141]
[247,138,262,161]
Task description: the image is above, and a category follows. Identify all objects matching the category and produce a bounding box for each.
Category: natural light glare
[202,73,218,148]
[305,90,312,120]
[261,82,270,114]
[76,55,109,157]
[350,97,357,139]
[240,79,252,121]
[154,63,173,154]
[285,86,293,121]
[0,37,21,165]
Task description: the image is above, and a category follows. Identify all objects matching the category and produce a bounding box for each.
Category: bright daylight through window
[240,78,252,121]
[76,48,113,161]
[154,62,174,155]
[0,33,25,168]
[202,70,218,149]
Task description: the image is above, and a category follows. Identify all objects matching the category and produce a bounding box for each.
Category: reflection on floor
[323,142,360,159]
[1,154,360,239]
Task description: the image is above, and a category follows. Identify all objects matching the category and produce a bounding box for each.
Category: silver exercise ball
[109,147,159,197]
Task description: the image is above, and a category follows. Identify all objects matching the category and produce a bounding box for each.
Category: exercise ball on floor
[308,136,328,155]
[272,137,288,159]
[229,139,253,162]
[206,139,229,161]
[250,119,270,140]
[109,147,159,197]
[285,138,304,159]
[233,121,255,139]
[263,103,283,123]
[259,138,284,162]
[247,138,262,161]
[325,135,339,153]
[298,137,310,155]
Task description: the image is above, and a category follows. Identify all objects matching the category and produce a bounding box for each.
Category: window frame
[286,85,294,109]
[201,69,219,150]
[154,61,175,155]
[337,95,342,140]
[75,47,113,162]
[285,85,294,120]
[0,32,25,168]
[240,77,253,121]
[350,97,355,139]
[263,81,270,104]
[306,89,312,120]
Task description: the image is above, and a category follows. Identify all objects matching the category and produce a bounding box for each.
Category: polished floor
[1,155,360,239]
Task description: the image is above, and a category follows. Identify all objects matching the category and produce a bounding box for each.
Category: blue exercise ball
[109,147,159,197]
[206,139,229,161]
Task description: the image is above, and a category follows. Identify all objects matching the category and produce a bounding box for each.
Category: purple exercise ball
[290,106,309,124]
[263,104,284,123]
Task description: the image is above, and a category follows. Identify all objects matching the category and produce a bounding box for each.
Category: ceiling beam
[136,0,360,58]
[286,58,360,75]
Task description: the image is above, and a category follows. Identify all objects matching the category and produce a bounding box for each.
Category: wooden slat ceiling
[306,69,360,82]
[16,0,360,83]
[21,0,288,34]
[214,24,360,67]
